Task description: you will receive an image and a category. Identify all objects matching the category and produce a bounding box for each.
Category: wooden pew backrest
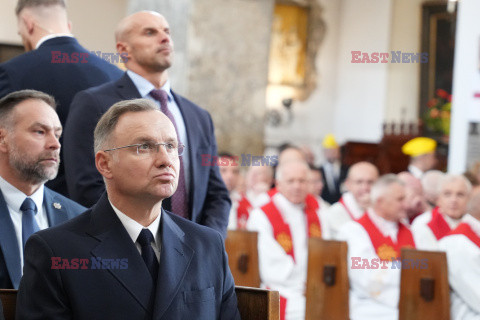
[226,230,261,287]
[305,239,349,320]
[0,289,17,320]
[235,286,279,320]
[399,248,450,320]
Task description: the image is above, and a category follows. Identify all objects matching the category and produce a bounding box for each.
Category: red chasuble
[449,223,480,248]
[261,196,322,262]
[426,207,452,240]
[236,195,252,230]
[357,213,416,261]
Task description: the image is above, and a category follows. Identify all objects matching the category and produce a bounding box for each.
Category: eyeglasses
[104,142,185,157]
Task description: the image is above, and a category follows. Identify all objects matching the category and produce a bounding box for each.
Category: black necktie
[20,198,40,249]
[137,229,159,281]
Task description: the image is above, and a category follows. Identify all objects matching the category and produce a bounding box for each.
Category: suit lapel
[44,188,70,226]
[87,194,155,313]
[153,211,194,319]
[171,92,196,213]
[114,73,142,100]
[0,191,22,288]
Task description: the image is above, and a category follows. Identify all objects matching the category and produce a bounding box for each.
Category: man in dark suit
[0,0,123,196]
[320,134,348,204]
[17,99,240,319]
[0,90,85,289]
[64,11,230,237]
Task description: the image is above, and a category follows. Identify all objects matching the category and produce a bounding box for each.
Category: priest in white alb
[247,160,327,320]
[440,187,480,320]
[412,174,471,250]
[338,174,415,320]
[324,161,379,239]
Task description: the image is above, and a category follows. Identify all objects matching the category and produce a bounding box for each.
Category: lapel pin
[53,202,62,210]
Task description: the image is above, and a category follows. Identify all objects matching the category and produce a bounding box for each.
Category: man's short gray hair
[370,174,405,204]
[16,0,66,15]
[0,89,56,129]
[439,174,472,194]
[94,98,159,153]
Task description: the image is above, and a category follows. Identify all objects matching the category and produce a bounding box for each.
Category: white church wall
[449,0,480,173]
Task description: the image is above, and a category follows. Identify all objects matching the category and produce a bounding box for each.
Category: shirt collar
[0,175,44,213]
[35,33,74,49]
[367,209,399,241]
[408,165,424,179]
[126,70,172,101]
[275,193,305,212]
[109,200,161,245]
[443,212,463,229]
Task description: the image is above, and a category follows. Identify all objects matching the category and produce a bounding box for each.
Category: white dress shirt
[408,165,424,179]
[323,161,340,193]
[0,176,49,269]
[35,33,74,49]
[110,201,162,262]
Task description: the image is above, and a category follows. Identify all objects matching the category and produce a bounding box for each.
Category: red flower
[448,94,452,102]
[436,89,449,99]
[427,98,438,108]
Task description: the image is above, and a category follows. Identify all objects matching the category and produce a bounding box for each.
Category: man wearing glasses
[17,99,240,319]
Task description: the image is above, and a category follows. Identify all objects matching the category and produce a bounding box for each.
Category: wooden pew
[235,286,279,320]
[305,239,349,320]
[0,289,17,320]
[398,248,450,320]
[225,230,261,287]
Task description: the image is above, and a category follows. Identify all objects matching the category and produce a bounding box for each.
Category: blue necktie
[137,229,159,281]
[20,198,40,249]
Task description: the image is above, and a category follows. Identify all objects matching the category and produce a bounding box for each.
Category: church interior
[1,0,480,319]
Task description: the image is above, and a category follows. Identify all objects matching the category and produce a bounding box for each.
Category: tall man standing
[320,134,348,204]
[64,11,230,237]
[0,0,123,196]
[16,99,239,319]
[0,90,85,289]
[402,137,437,179]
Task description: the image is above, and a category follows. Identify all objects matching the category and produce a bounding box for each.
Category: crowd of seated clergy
[222,135,480,320]
[1,1,480,320]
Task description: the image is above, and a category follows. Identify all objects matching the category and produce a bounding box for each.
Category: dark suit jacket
[64,73,231,237]
[0,36,123,196]
[320,163,349,204]
[0,187,85,289]
[16,194,240,320]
